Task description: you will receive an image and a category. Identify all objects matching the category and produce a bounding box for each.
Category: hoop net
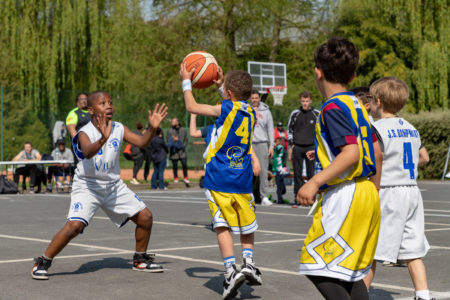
[268,86,287,106]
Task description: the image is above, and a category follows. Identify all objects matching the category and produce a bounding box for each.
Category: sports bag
[0,175,18,194]
[123,144,133,161]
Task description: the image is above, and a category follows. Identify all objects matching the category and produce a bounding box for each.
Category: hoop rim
[266,86,287,94]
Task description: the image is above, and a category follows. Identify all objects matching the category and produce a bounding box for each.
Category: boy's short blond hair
[370,77,409,114]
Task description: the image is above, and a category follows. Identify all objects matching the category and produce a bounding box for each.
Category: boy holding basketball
[180,64,262,300]
[297,37,382,300]
[31,91,167,280]
[364,77,433,300]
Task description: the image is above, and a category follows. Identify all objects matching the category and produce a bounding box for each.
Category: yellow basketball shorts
[205,189,258,235]
[299,179,380,282]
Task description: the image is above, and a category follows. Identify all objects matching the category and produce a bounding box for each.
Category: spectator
[287,91,319,197]
[52,121,67,149]
[150,127,168,190]
[274,122,288,150]
[46,139,74,192]
[66,92,91,172]
[167,118,189,184]
[130,122,146,185]
[66,92,91,139]
[12,141,42,193]
[250,90,274,206]
[272,137,287,204]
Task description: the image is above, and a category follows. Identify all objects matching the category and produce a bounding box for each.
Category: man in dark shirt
[287,91,319,197]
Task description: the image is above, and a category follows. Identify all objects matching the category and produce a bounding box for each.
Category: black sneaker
[132,253,163,273]
[31,256,52,280]
[222,264,245,300]
[241,258,262,286]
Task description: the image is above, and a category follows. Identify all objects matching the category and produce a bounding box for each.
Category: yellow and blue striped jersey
[315,92,377,190]
[203,100,255,193]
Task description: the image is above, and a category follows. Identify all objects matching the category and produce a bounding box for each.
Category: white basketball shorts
[67,179,146,228]
[374,185,430,262]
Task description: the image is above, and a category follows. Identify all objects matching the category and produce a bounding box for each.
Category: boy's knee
[136,208,153,228]
[64,221,85,238]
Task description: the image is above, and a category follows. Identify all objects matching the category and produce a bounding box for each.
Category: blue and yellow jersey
[315,92,377,190]
[203,100,255,193]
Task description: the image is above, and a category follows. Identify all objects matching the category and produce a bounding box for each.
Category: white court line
[426,222,450,226]
[425,214,450,218]
[94,217,307,236]
[0,233,442,294]
[395,291,450,300]
[431,245,450,250]
[425,209,450,213]
[0,251,130,264]
[425,227,450,232]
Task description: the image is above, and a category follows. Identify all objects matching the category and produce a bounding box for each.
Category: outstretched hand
[213,66,224,88]
[95,114,112,141]
[180,62,197,81]
[148,103,168,129]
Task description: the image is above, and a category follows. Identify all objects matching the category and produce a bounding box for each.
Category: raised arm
[189,114,203,138]
[78,114,112,159]
[180,63,221,117]
[124,103,168,148]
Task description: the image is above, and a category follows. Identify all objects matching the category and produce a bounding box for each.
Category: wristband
[182,79,192,92]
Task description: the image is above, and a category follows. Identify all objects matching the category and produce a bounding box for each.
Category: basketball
[182,51,218,89]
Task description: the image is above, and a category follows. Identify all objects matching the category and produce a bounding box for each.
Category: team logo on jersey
[98,148,103,155]
[134,194,142,202]
[108,138,120,152]
[72,202,83,212]
[399,119,404,125]
[226,146,244,169]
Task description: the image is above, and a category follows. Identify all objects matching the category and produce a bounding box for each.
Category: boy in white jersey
[363,77,432,300]
[31,91,168,280]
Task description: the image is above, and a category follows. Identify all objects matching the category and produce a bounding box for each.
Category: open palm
[148,103,168,129]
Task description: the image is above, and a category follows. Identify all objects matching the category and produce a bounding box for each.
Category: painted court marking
[0,232,440,295]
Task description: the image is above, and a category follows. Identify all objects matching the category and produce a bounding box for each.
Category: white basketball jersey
[73,121,123,183]
[373,118,421,186]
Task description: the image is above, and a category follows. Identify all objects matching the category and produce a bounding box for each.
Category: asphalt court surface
[0,181,449,300]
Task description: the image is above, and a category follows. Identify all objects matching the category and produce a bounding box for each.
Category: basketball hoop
[267,86,287,106]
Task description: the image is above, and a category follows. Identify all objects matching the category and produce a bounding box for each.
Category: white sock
[415,290,430,300]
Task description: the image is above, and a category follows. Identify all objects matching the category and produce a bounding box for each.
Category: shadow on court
[50,257,170,277]
[369,286,401,300]
[185,266,261,299]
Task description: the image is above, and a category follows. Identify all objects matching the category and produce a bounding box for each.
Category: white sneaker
[261,197,273,206]
[222,265,245,300]
[183,178,190,184]
[130,178,139,185]
[241,258,262,286]
[174,178,179,183]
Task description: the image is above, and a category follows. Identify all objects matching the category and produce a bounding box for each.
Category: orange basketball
[182,51,218,89]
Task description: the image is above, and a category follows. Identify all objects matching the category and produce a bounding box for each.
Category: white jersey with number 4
[373,117,421,187]
[72,121,123,184]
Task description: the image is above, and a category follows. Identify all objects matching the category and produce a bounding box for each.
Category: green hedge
[400,110,450,179]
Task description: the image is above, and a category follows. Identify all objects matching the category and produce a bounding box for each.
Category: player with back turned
[363,77,433,300]
[296,37,383,300]
[180,63,262,300]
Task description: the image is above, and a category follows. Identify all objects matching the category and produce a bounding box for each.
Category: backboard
[247,61,287,94]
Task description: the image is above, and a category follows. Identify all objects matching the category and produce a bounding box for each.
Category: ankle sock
[242,248,254,263]
[415,290,430,300]
[42,255,52,261]
[223,256,235,270]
